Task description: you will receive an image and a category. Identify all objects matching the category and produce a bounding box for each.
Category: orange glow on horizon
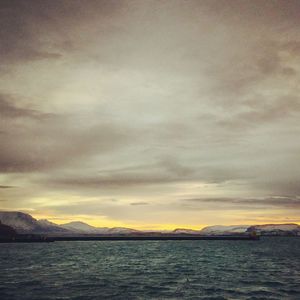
[29,212,300,231]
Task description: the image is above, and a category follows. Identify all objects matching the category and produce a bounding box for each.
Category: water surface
[0,237,299,299]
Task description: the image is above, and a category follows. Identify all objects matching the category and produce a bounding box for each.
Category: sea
[0,237,299,300]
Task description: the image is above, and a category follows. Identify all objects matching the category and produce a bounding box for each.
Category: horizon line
[1,210,299,231]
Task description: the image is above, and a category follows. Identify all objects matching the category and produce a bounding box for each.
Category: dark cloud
[36,158,199,190]
[42,173,178,189]
[0,1,60,64]
[0,0,122,66]
[0,123,131,173]
[0,94,132,173]
[217,95,300,130]
[184,196,300,209]
[130,202,149,206]
[0,94,51,120]
[0,185,14,189]
[38,157,244,192]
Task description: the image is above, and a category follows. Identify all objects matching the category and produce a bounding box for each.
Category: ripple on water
[0,238,300,299]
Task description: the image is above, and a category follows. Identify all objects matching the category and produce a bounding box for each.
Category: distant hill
[0,211,69,234]
[60,222,140,234]
[0,211,299,236]
[201,225,250,235]
[247,224,300,236]
[60,221,109,234]
[0,211,140,235]
[172,228,202,234]
[201,224,300,236]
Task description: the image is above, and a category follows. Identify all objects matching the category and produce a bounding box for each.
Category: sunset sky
[0,0,300,229]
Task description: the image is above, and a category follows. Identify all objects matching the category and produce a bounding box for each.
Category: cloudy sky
[0,0,300,229]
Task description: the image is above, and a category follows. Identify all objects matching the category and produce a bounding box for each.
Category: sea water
[0,237,299,299]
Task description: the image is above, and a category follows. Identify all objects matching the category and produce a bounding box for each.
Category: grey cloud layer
[0,0,300,223]
[184,196,300,209]
[0,93,131,173]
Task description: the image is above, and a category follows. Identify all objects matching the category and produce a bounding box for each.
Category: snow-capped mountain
[60,222,139,234]
[0,212,141,235]
[200,225,250,235]
[172,228,202,234]
[201,224,300,236]
[0,211,68,234]
[37,219,69,233]
[0,211,39,233]
[247,224,300,236]
[0,211,299,236]
[60,221,109,234]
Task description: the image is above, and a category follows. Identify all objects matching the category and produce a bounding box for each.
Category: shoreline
[0,234,260,243]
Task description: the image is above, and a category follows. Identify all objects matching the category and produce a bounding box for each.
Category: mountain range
[0,211,299,236]
[0,211,141,236]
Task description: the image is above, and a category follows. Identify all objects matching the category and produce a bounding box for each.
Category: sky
[0,0,300,229]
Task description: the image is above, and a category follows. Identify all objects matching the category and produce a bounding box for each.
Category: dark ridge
[0,234,260,243]
[0,221,17,237]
